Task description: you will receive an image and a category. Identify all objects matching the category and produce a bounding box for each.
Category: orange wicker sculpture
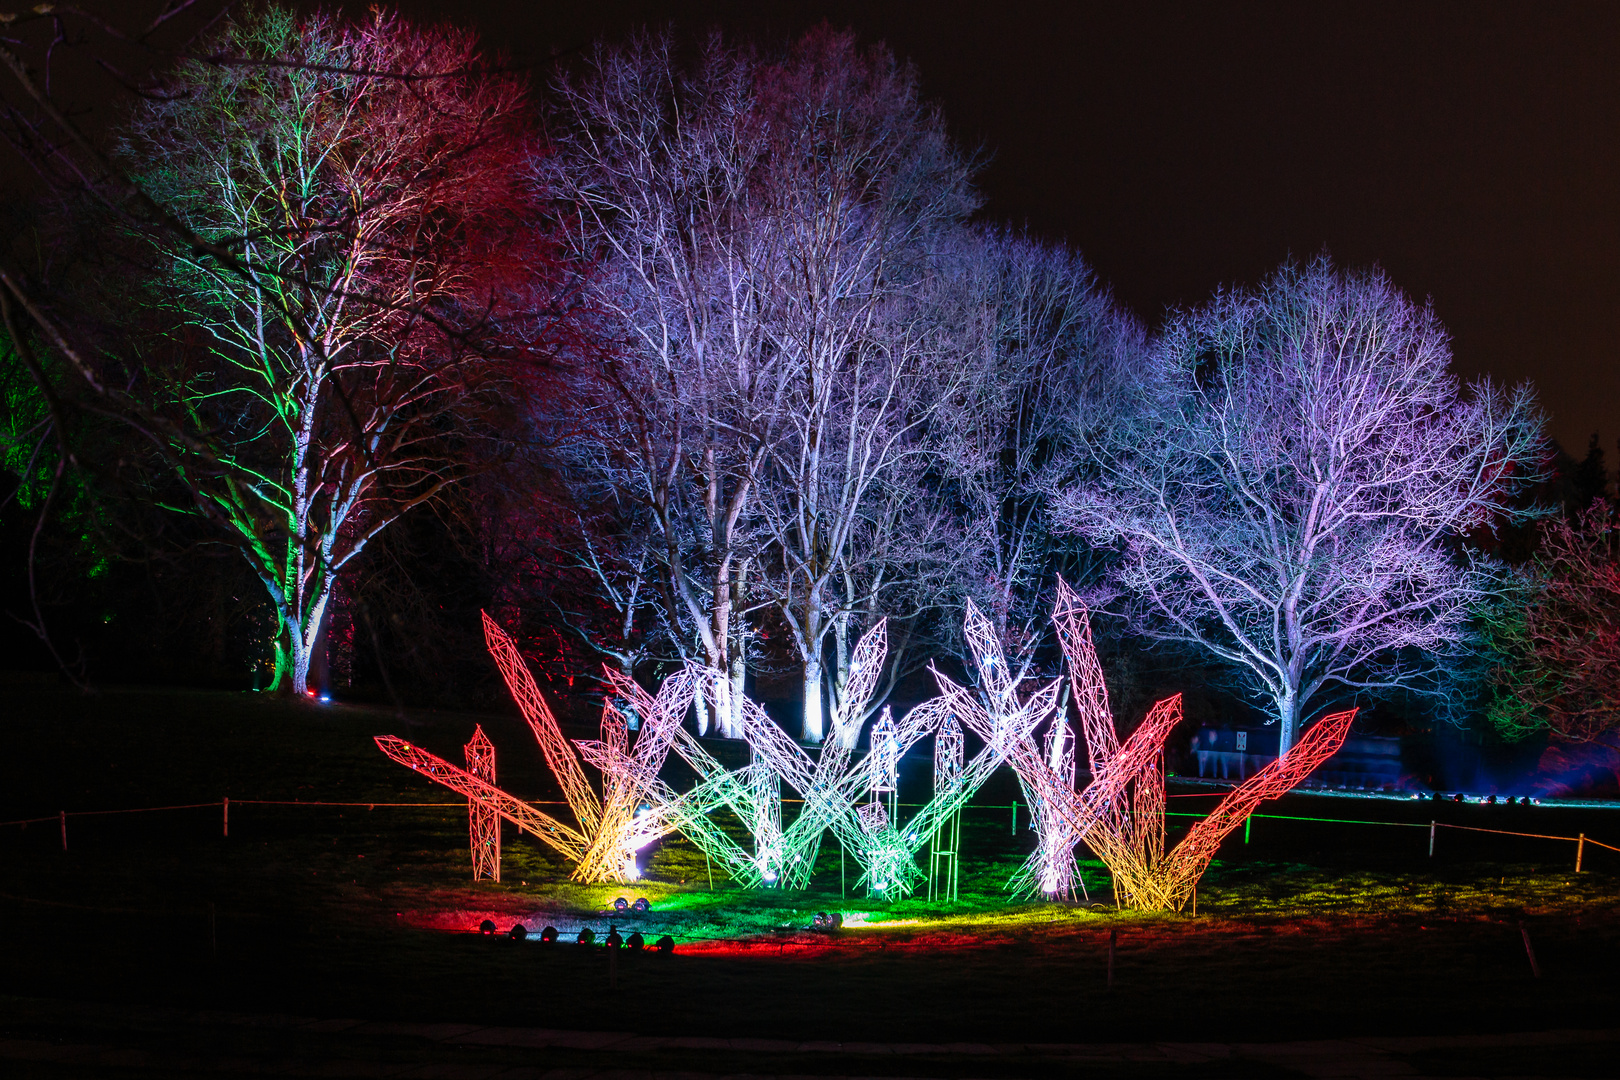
[1000,580,1358,911]
[376,613,732,883]
[1094,705,1358,911]
[464,726,500,881]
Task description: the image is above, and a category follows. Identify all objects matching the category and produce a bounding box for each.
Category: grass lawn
[3,673,1619,1051]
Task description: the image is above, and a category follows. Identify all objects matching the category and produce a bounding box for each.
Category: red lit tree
[91,7,546,694]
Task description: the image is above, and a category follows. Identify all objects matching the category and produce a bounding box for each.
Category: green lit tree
[107,7,540,693]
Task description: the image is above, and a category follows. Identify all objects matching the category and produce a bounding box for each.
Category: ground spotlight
[577,927,596,945]
[613,896,629,912]
[654,934,674,954]
[478,919,496,935]
[812,911,842,932]
[632,897,650,913]
[509,923,528,941]
[626,932,645,950]
[605,926,623,948]
[539,925,558,943]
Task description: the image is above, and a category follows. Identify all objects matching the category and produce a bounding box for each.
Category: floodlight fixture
[654,934,675,954]
[539,925,559,943]
[478,919,496,935]
[614,896,629,912]
[626,931,645,950]
[577,927,596,945]
[605,926,623,949]
[632,897,650,913]
[509,924,528,941]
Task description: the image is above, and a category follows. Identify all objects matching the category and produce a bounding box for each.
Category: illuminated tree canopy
[1056,258,1545,754]
[108,7,545,694]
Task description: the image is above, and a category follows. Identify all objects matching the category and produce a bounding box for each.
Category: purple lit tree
[1055,258,1545,753]
[930,227,1143,667]
[543,29,978,740]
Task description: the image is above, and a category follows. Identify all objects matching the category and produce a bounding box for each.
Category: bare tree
[543,32,789,735]
[929,227,1143,672]
[1055,257,1546,753]
[96,7,543,695]
[543,29,977,740]
[749,30,979,741]
[1485,499,1620,743]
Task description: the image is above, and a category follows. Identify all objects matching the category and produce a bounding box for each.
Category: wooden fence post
[59,810,66,851]
[1429,820,1436,857]
[223,797,229,837]
[1576,833,1585,873]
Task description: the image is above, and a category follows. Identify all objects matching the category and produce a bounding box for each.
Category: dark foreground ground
[3,675,1620,1077]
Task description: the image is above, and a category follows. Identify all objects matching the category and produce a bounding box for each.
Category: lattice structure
[1009,718,1086,900]
[582,665,764,885]
[995,581,1189,899]
[890,600,1062,898]
[1089,706,1359,911]
[464,727,500,882]
[377,613,749,884]
[374,734,589,859]
[927,713,965,902]
[718,607,1054,899]
[686,621,914,891]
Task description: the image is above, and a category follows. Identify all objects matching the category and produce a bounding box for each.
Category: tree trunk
[692,682,711,736]
[729,646,747,738]
[802,653,825,743]
[1276,686,1303,758]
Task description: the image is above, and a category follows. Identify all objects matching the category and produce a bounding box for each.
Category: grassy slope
[2,675,1619,1046]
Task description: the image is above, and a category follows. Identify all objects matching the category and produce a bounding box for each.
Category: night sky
[221,2,1618,454]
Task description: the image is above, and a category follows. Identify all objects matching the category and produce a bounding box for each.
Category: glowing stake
[464,726,500,882]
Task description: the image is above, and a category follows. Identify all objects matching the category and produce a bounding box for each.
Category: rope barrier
[1432,822,1577,843]
[4,796,1616,869]
[0,797,585,829]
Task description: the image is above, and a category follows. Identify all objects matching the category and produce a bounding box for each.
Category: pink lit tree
[1056,258,1545,753]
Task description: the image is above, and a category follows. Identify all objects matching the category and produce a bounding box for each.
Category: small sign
[1235,731,1248,751]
